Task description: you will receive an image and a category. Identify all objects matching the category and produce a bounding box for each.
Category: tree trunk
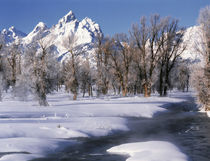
[38,92,48,106]
[88,83,93,97]
[148,83,151,97]
[73,93,77,100]
[121,80,127,97]
[144,83,149,97]
[163,85,168,96]
[163,68,170,96]
[205,64,210,110]
[122,88,127,97]
[118,86,121,95]
[134,84,137,95]
[90,85,93,97]
[186,75,189,92]
[159,64,164,96]
[112,83,116,95]
[83,88,85,97]
[163,76,168,96]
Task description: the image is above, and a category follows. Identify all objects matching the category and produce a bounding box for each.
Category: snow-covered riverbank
[107,141,188,161]
[0,91,188,161]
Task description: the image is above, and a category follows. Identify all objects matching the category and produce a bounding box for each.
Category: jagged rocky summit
[0,10,102,62]
[0,10,204,63]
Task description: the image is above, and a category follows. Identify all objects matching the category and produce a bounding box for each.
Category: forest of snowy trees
[0,7,209,111]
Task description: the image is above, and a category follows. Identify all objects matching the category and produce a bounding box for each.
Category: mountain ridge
[0,11,204,63]
[0,10,102,62]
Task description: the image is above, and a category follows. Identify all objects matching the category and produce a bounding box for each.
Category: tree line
[0,8,209,111]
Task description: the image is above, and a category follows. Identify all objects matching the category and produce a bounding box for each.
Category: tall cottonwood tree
[79,58,93,97]
[196,6,210,110]
[176,62,190,92]
[158,18,186,96]
[109,34,133,96]
[0,43,6,101]
[6,42,22,88]
[130,17,148,97]
[21,41,59,106]
[130,15,165,97]
[62,34,80,100]
[94,34,111,96]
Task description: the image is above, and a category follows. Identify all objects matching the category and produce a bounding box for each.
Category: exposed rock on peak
[0,26,26,44]
[58,10,76,25]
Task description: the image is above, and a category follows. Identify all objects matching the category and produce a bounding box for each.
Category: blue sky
[0,0,209,35]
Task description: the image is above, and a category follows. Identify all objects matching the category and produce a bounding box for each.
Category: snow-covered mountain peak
[1,29,7,34]
[58,10,76,25]
[35,22,48,30]
[8,26,26,37]
[22,22,49,44]
[9,26,15,31]
[82,17,93,24]
[181,25,203,62]
[0,26,26,44]
[81,17,101,32]
[1,10,102,63]
[31,22,48,34]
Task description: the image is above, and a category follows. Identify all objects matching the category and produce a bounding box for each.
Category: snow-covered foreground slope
[0,91,186,161]
[107,141,188,161]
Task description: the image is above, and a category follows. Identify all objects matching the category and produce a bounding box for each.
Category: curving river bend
[33,95,210,161]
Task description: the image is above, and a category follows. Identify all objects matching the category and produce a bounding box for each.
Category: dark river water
[33,96,210,161]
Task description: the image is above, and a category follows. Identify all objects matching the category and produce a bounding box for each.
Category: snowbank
[0,154,42,161]
[207,111,210,118]
[199,108,210,118]
[107,141,188,161]
[0,91,186,160]
[0,138,76,161]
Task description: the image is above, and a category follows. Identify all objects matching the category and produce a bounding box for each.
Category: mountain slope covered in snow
[181,26,204,63]
[0,11,205,63]
[0,10,102,62]
[0,26,26,44]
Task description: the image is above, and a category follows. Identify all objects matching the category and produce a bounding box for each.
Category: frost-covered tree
[0,37,9,101]
[0,43,5,101]
[79,58,94,97]
[94,34,111,96]
[108,34,133,96]
[5,42,22,88]
[130,15,166,97]
[62,34,80,100]
[158,18,186,96]
[176,62,190,92]
[196,6,210,110]
[20,41,59,106]
[130,17,149,97]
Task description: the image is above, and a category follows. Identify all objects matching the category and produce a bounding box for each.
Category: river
[33,95,210,161]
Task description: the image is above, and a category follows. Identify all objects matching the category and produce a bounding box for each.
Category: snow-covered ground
[207,111,210,118]
[0,90,187,161]
[107,141,188,161]
[198,106,210,118]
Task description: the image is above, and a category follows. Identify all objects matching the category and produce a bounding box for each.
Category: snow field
[0,91,186,160]
[206,111,210,118]
[107,141,188,161]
